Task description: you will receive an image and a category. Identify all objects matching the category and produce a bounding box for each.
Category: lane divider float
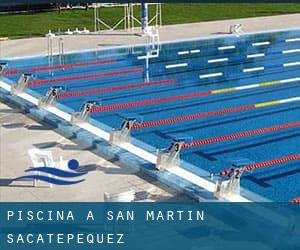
[182,121,300,148]
[220,154,300,175]
[291,197,300,203]
[3,59,118,75]
[90,77,300,114]
[28,68,143,86]
[131,96,300,129]
[57,78,177,99]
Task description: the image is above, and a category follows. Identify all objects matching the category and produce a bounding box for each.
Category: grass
[0,3,300,39]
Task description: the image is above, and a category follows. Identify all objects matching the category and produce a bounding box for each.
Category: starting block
[214,169,242,199]
[156,135,192,170]
[38,86,65,108]
[71,101,99,124]
[11,73,32,95]
[214,158,254,199]
[109,114,143,145]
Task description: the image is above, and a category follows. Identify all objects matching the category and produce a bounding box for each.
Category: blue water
[2,29,300,201]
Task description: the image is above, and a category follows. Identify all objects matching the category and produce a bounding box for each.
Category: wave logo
[13,159,87,185]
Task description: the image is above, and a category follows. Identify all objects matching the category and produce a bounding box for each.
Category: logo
[13,159,87,185]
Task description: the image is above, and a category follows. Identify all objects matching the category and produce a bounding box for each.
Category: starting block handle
[0,62,8,74]
[121,117,136,130]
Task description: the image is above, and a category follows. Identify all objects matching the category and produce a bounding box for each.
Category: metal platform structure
[93,3,162,32]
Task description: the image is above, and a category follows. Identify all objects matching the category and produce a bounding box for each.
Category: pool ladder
[47,36,65,75]
[58,38,65,69]
[47,36,53,75]
[144,27,160,82]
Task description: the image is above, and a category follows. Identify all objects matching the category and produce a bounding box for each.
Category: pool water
[2,28,300,201]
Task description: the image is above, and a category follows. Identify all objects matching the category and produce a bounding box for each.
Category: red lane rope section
[242,154,300,172]
[3,59,117,75]
[131,105,255,129]
[28,68,143,86]
[182,121,300,148]
[291,197,300,203]
[57,78,177,99]
[90,90,213,113]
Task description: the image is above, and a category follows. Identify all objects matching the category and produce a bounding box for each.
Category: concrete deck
[0,14,299,201]
[0,101,190,201]
[0,14,299,58]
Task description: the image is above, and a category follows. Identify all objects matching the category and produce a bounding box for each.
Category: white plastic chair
[28,148,56,188]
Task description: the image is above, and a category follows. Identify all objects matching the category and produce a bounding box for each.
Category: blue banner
[0,202,299,249]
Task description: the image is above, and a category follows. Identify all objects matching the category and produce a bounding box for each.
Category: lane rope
[90,77,300,113]
[219,154,300,180]
[291,197,300,203]
[241,154,300,172]
[91,90,212,112]
[57,78,177,98]
[3,59,118,75]
[182,121,300,148]
[131,96,300,129]
[133,105,254,129]
[28,68,143,86]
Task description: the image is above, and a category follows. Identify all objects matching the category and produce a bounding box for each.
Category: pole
[94,5,97,32]
[141,3,148,32]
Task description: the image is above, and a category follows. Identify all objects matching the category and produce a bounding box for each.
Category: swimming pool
[1,28,300,202]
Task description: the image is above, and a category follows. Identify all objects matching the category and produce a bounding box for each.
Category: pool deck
[0,101,190,201]
[1,13,299,58]
[0,14,299,202]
